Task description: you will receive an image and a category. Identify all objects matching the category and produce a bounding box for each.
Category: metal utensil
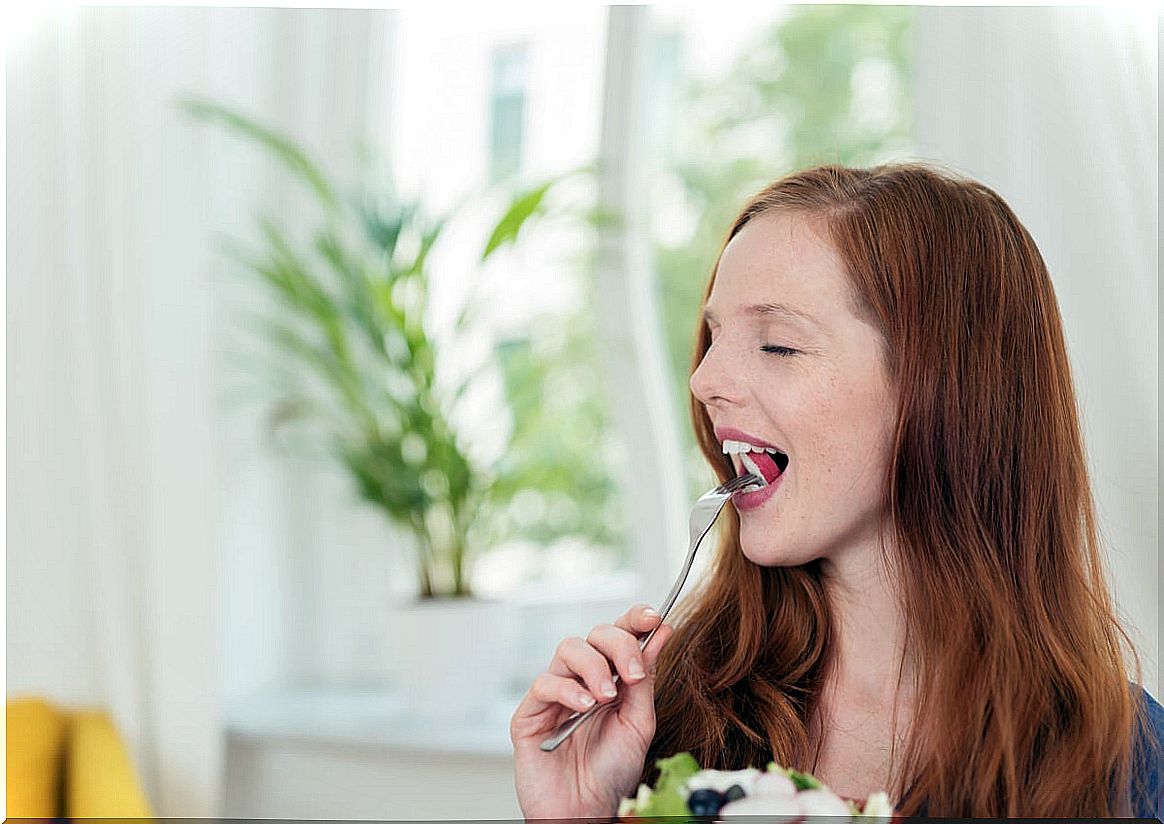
[539,471,764,752]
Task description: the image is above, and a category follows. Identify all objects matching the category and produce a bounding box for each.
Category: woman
[509,163,1162,818]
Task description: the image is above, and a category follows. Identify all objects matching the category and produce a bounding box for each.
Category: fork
[539,471,764,752]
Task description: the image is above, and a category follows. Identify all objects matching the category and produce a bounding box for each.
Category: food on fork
[617,752,898,822]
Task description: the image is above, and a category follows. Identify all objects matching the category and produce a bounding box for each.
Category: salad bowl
[617,753,901,824]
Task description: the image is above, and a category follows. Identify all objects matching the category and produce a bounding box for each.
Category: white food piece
[739,452,767,486]
[634,783,653,807]
[750,772,798,798]
[860,791,895,821]
[681,767,762,796]
[717,793,802,821]
[796,788,853,816]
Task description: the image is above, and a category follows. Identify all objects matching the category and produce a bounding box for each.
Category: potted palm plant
[182,97,618,712]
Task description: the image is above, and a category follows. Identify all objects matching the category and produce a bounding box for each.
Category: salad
[618,753,897,822]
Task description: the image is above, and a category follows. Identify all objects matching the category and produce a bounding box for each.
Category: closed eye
[761,345,798,357]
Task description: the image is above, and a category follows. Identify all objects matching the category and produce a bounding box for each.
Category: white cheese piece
[750,771,797,798]
[681,767,762,796]
[739,452,767,485]
[796,788,852,816]
[718,792,802,821]
[860,790,895,820]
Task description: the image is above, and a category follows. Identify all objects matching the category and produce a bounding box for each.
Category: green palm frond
[184,96,617,597]
[179,96,340,212]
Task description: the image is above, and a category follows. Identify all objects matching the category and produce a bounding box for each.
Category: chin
[739,527,819,569]
[738,534,789,567]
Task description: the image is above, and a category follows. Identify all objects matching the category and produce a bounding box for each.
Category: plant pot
[384,594,519,720]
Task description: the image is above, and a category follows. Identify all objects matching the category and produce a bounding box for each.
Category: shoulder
[1139,684,1164,726]
[1129,682,1163,820]
[1132,682,1164,753]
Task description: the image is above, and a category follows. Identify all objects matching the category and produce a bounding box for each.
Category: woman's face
[690,210,898,567]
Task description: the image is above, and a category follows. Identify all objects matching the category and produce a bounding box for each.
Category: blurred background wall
[6,4,1157,819]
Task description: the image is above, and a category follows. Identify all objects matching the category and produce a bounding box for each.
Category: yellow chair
[7,695,153,818]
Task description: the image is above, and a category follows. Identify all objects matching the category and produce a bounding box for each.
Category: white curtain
[913,6,1159,696]
[7,7,395,815]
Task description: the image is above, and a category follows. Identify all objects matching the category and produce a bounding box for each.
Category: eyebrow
[702,302,822,330]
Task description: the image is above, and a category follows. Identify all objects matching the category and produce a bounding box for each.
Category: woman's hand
[510,604,675,820]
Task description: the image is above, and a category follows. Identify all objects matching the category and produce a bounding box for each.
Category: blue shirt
[1131,684,1163,820]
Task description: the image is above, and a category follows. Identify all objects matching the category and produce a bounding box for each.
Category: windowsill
[224,576,643,758]
[225,686,523,758]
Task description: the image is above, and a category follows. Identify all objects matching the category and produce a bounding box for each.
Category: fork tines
[718,473,764,494]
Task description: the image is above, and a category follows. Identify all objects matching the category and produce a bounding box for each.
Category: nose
[689,337,740,409]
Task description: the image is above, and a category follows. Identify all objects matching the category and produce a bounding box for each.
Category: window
[489,43,527,183]
[647,4,917,500]
[285,6,626,691]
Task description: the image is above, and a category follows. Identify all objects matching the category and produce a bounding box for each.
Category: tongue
[741,451,783,484]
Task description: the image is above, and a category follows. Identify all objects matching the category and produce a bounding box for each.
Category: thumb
[642,621,674,675]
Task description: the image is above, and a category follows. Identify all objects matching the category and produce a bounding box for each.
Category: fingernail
[579,693,596,707]
[643,607,659,617]
[602,681,618,697]
[628,660,645,679]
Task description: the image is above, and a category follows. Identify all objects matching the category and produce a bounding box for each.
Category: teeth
[720,438,783,456]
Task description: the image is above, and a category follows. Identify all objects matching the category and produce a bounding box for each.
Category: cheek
[802,379,894,480]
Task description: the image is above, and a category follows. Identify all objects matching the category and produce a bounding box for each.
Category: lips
[732,467,785,511]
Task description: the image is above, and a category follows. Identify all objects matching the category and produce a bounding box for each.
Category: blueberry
[687,788,726,816]
[724,784,746,803]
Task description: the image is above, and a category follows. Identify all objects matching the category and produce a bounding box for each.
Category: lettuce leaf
[633,752,701,817]
[786,767,823,790]
[655,752,701,794]
[634,786,691,818]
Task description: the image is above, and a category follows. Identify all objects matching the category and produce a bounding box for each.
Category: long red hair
[643,163,1156,816]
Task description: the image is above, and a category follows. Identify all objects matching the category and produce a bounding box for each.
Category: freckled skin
[690,211,899,569]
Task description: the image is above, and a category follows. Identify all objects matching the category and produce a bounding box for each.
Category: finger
[586,623,649,686]
[530,672,600,714]
[510,673,596,745]
[613,603,663,637]
[547,636,621,704]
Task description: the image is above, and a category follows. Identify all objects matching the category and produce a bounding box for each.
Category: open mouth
[721,439,790,486]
